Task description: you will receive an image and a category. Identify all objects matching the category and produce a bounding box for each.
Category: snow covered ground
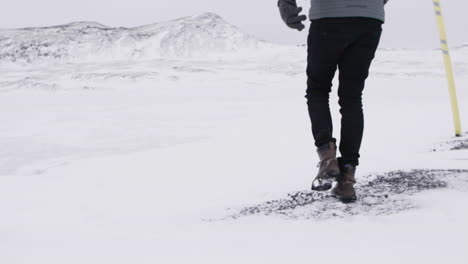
[1,14,468,263]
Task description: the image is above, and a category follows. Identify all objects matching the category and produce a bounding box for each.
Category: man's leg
[337,19,382,166]
[306,20,347,147]
[307,19,351,191]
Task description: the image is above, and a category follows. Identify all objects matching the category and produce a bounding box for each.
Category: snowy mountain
[0,13,268,63]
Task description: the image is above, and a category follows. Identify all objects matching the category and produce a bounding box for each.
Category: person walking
[278,0,388,202]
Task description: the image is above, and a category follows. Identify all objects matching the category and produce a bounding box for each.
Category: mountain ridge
[0,12,269,64]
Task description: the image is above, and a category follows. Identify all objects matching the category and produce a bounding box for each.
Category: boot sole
[311,183,333,191]
[331,193,357,203]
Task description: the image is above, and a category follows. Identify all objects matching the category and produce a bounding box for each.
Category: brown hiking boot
[331,163,357,202]
[311,142,340,191]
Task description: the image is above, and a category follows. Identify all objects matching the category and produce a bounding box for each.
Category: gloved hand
[384,0,389,4]
[278,0,307,31]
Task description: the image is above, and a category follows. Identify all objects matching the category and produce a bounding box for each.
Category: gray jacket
[309,0,386,22]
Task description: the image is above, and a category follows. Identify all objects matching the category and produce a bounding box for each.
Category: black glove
[278,0,307,31]
[384,0,389,4]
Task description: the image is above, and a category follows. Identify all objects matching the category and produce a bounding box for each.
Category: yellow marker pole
[432,0,462,136]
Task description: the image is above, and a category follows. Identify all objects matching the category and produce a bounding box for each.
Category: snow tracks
[226,169,468,220]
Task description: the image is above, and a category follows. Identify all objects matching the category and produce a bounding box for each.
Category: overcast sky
[2,0,468,48]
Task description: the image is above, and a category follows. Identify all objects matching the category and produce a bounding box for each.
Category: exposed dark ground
[451,140,468,150]
[226,169,468,220]
[432,133,468,151]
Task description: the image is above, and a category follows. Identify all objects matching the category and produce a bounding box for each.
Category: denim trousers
[305,17,382,166]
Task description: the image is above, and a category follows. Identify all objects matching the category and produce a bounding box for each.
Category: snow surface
[1,13,468,264]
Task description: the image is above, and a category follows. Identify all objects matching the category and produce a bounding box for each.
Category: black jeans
[306,17,382,166]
